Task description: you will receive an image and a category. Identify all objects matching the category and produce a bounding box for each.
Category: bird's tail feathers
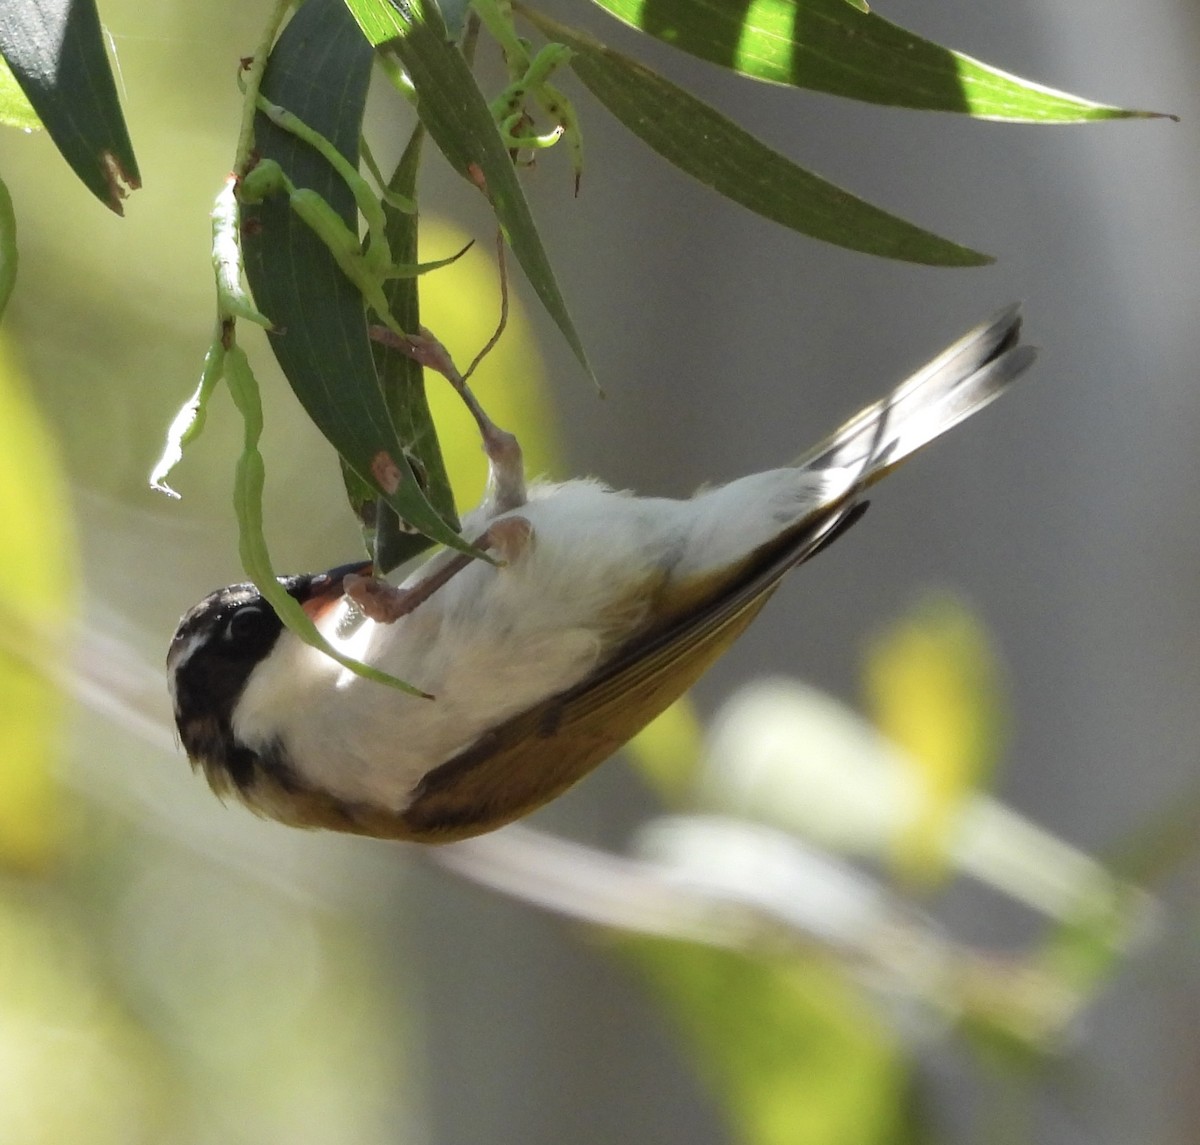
[795,305,1037,488]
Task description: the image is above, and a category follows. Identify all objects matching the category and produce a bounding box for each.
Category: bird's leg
[344,516,534,624]
[369,324,527,513]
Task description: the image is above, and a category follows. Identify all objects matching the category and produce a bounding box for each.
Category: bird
[168,306,1035,844]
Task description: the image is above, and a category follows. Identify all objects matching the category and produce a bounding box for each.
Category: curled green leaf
[223,343,428,698]
[344,0,599,390]
[148,335,225,499]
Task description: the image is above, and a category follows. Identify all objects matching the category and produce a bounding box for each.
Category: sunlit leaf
[0,53,39,131]
[344,0,598,388]
[0,0,140,212]
[583,0,1168,121]
[0,341,75,871]
[526,14,990,266]
[626,939,909,1145]
[863,594,1005,886]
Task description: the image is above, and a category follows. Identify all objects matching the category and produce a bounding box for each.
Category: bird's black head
[167,562,370,793]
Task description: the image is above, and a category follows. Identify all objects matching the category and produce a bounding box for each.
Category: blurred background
[1,0,1198,1141]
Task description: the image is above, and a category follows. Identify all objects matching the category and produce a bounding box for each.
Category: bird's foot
[344,515,534,624]
[369,324,527,512]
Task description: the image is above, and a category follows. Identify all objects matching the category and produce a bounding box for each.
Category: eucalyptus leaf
[223,341,429,697]
[0,54,39,131]
[371,124,463,573]
[0,0,139,212]
[240,0,476,557]
[527,15,990,266]
[585,0,1167,121]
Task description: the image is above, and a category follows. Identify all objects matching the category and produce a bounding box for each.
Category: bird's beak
[294,560,374,620]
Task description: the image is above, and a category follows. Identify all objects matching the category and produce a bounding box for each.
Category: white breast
[232,467,850,811]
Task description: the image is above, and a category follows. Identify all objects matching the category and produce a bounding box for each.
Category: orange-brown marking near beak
[300,561,372,620]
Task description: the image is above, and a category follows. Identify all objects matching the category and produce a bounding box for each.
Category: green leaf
[626,939,908,1145]
[526,15,989,266]
[240,0,475,557]
[0,53,39,130]
[371,124,464,573]
[584,0,1168,121]
[223,341,429,697]
[344,0,598,388]
[0,0,139,213]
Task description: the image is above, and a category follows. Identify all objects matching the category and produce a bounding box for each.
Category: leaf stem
[233,0,294,176]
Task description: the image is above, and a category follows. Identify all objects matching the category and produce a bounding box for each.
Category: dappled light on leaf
[583,0,1166,120]
[526,13,992,266]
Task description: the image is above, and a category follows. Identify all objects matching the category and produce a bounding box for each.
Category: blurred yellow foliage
[0,891,166,1144]
[418,218,561,508]
[864,593,1005,886]
[626,697,706,804]
[628,939,905,1145]
[0,342,76,871]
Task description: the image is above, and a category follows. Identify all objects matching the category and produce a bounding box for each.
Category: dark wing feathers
[370,306,1035,843]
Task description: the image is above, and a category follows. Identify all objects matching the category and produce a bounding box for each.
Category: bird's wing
[351,305,1035,844]
[389,497,865,842]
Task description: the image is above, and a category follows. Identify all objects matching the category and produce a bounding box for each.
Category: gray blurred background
[1,0,1197,1141]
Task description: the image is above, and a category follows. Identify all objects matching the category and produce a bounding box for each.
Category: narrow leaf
[0,0,140,213]
[241,0,474,556]
[584,0,1169,121]
[371,124,463,573]
[224,342,428,697]
[344,0,598,388]
[527,15,989,266]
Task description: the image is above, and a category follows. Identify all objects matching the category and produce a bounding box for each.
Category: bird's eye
[223,604,271,645]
